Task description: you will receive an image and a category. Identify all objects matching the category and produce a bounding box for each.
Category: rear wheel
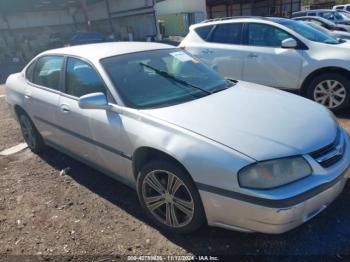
[307,73,350,111]
[18,112,45,153]
[136,160,205,234]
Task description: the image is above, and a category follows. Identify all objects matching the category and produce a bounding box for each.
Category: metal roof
[38,42,176,63]
[0,0,102,14]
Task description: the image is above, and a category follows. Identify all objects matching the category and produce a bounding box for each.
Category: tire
[136,160,205,234]
[18,111,45,154]
[306,73,350,111]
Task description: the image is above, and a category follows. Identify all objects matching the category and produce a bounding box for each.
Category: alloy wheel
[141,170,194,228]
[313,80,347,109]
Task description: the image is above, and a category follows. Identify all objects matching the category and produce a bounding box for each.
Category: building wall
[156,0,207,16]
[0,0,158,81]
[208,0,301,18]
[155,0,207,36]
[0,9,76,30]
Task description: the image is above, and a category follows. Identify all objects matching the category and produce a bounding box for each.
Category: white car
[180,17,350,111]
[333,4,350,12]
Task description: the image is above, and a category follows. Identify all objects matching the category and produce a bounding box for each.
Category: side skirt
[44,139,136,190]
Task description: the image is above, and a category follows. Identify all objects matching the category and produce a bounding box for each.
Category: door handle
[24,91,31,99]
[60,104,70,113]
[248,53,258,58]
[202,49,213,54]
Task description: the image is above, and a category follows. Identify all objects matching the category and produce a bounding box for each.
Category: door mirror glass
[281,38,297,48]
[78,92,110,110]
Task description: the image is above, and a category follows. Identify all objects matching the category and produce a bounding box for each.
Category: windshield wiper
[139,62,212,95]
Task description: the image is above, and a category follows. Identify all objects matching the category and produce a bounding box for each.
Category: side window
[308,12,316,16]
[25,61,36,82]
[195,25,214,40]
[209,23,242,44]
[65,57,107,98]
[347,6,350,12]
[247,23,293,47]
[320,12,335,20]
[312,20,323,26]
[33,56,64,90]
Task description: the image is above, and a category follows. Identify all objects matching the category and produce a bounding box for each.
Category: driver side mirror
[281,38,298,49]
[78,92,110,110]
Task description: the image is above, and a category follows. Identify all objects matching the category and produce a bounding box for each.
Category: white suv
[333,4,350,12]
[180,17,350,111]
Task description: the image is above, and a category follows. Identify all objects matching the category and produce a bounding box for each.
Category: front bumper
[200,169,348,233]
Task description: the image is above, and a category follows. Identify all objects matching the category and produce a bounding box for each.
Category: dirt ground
[1,84,350,260]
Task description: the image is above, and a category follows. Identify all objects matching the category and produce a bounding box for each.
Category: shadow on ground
[37,147,350,256]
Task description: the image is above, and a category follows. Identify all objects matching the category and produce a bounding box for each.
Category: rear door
[186,23,246,80]
[24,55,64,144]
[241,23,303,90]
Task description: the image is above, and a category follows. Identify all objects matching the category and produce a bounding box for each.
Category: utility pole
[152,0,161,41]
[105,0,114,34]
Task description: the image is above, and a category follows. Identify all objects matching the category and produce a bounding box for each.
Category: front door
[242,23,303,90]
[56,57,131,181]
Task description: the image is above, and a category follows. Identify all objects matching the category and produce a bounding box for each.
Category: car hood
[143,82,338,161]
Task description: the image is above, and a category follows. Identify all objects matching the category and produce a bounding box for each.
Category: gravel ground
[0,84,350,260]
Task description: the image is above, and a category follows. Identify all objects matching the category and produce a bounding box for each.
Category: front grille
[310,129,344,168]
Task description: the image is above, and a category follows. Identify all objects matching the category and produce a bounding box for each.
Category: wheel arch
[14,104,27,120]
[300,67,350,96]
[132,146,191,181]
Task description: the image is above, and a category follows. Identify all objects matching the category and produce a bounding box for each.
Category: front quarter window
[65,57,108,98]
[101,49,231,109]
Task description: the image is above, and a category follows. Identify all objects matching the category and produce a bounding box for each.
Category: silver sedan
[5,42,350,234]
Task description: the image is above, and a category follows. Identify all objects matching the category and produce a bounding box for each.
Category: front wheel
[136,161,205,234]
[307,73,350,111]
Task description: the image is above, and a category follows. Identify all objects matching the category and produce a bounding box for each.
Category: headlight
[238,156,312,189]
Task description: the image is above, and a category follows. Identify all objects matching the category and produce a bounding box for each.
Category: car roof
[39,42,176,63]
[193,16,281,28]
[294,9,337,13]
[293,16,333,23]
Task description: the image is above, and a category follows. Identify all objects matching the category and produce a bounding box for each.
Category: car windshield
[101,49,233,109]
[326,11,345,20]
[339,11,350,19]
[280,20,340,44]
[306,22,332,34]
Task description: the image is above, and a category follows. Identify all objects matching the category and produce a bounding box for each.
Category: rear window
[25,61,36,82]
[32,56,64,90]
[209,23,243,44]
[194,25,213,40]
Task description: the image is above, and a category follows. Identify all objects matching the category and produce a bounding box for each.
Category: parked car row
[292,9,350,26]
[4,15,350,236]
[301,21,350,40]
[292,16,350,32]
